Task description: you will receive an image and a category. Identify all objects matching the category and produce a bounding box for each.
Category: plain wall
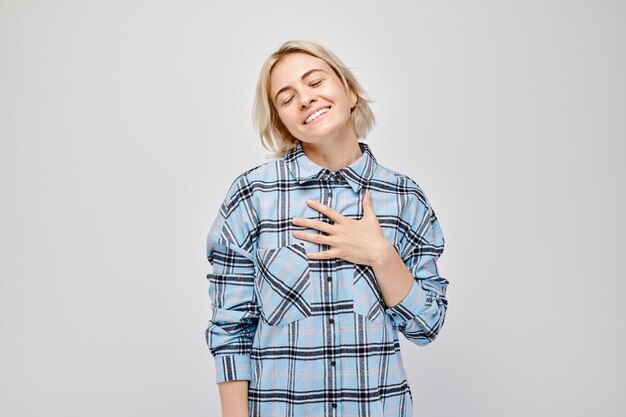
[1,1,624,416]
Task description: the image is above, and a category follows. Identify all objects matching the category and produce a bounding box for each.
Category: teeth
[305,107,330,124]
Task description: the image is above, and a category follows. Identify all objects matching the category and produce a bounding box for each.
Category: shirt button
[328,318,334,324]
[331,403,337,408]
[326,276,332,282]
[330,360,336,366]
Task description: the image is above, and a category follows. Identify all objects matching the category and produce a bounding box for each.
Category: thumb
[363,191,375,217]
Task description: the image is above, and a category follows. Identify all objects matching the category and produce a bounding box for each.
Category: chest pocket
[353,264,386,324]
[255,242,312,326]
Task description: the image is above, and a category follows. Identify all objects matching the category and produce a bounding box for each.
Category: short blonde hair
[252,40,376,159]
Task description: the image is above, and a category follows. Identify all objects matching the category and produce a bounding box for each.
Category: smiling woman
[253,40,376,159]
[205,39,449,417]
[268,51,359,151]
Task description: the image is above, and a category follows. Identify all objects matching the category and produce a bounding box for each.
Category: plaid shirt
[206,141,448,417]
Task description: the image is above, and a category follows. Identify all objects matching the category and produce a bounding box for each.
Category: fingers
[292,230,332,246]
[305,249,335,260]
[291,216,334,234]
[306,199,342,222]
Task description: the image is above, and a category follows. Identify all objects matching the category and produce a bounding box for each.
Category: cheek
[273,108,287,125]
[281,109,300,127]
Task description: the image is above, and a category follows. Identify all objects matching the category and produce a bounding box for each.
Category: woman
[206,39,448,417]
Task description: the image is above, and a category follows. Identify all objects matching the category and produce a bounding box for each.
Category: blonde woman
[206,39,448,417]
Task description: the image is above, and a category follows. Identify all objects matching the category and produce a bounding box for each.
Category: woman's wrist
[369,238,397,269]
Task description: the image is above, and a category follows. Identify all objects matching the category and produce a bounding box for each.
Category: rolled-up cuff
[214,354,252,383]
[385,279,437,326]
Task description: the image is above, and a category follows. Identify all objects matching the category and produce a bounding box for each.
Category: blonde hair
[252,40,376,159]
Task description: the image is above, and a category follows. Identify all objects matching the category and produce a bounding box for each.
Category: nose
[299,91,316,109]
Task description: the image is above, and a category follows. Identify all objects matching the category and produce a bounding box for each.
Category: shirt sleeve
[385,177,449,346]
[205,174,260,383]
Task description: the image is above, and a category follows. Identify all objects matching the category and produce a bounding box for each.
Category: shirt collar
[284,141,378,193]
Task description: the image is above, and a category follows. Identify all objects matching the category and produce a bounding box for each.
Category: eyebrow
[273,68,327,103]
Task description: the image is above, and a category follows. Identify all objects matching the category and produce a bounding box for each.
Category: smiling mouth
[304,106,331,125]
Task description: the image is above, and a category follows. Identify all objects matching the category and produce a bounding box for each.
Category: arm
[205,175,260,415]
[376,179,449,346]
[370,241,416,308]
[218,380,249,417]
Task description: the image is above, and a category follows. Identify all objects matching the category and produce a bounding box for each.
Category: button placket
[324,175,336,327]
[325,177,333,202]
[323,174,340,416]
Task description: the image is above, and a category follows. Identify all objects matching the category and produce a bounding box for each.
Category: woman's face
[270,52,357,145]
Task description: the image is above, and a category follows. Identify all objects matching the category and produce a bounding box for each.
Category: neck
[301,135,363,173]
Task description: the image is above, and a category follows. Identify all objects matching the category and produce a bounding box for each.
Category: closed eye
[281,80,324,106]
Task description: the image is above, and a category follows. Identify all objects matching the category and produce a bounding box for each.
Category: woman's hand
[291,191,392,266]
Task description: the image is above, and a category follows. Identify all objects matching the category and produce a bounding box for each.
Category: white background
[1,1,624,416]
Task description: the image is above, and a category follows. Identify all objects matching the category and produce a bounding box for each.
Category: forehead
[270,52,334,93]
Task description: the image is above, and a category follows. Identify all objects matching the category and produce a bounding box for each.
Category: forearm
[370,240,414,307]
[218,379,249,417]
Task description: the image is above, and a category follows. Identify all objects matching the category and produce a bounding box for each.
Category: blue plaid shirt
[206,141,448,417]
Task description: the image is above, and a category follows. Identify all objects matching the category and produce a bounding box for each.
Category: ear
[350,89,358,109]
[347,86,358,109]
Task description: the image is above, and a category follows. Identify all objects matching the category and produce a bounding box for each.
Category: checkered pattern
[206,141,448,417]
